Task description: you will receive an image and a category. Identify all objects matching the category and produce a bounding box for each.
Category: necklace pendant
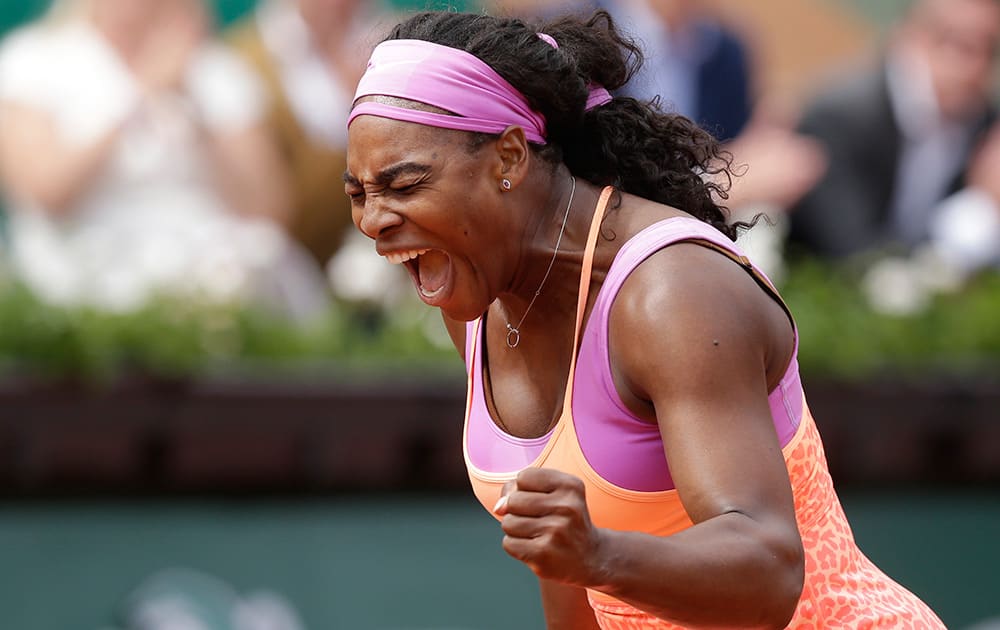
[500,176,575,352]
[505,325,520,348]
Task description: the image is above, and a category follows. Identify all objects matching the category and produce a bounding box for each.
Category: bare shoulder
[607,240,793,402]
[600,192,779,336]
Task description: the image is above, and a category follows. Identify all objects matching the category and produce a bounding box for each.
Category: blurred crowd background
[0,1,998,629]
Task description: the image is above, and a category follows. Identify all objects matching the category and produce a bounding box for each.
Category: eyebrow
[343,161,433,187]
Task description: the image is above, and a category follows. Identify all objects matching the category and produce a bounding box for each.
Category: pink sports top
[463,208,803,493]
[461,187,945,629]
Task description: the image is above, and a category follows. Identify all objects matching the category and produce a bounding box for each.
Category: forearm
[589,513,803,629]
[203,128,292,225]
[0,103,125,215]
[539,578,602,630]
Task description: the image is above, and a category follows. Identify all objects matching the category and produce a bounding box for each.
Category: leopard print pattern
[588,413,946,629]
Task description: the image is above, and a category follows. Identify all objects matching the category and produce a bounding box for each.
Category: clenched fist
[493,467,610,588]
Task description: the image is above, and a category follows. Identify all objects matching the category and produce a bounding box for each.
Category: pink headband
[542,33,613,111]
[348,37,612,144]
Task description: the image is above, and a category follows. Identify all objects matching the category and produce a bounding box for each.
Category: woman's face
[90,0,202,39]
[345,116,510,321]
[298,0,360,34]
[908,0,1000,120]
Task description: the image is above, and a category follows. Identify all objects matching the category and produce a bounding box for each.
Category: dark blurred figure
[488,0,597,20]
[599,0,751,141]
[787,0,1000,266]
[596,0,826,280]
[491,0,824,213]
[491,0,749,141]
[226,0,389,269]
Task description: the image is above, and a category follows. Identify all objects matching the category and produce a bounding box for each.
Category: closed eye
[390,182,420,195]
[343,171,364,203]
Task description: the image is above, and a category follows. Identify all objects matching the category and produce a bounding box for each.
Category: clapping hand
[968,122,1000,204]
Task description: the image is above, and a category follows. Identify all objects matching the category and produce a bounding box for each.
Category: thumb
[493,479,518,515]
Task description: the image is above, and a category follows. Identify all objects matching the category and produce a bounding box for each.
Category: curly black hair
[383,10,741,240]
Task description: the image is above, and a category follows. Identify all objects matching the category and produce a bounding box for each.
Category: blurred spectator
[225,0,385,268]
[225,0,419,315]
[0,0,328,317]
[488,0,595,20]
[600,0,751,142]
[595,0,826,280]
[499,0,757,141]
[787,0,1000,270]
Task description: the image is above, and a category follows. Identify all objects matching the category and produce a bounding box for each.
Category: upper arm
[608,244,797,528]
[0,100,121,213]
[204,121,292,223]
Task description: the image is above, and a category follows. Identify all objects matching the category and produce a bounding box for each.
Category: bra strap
[680,237,796,333]
[562,186,615,411]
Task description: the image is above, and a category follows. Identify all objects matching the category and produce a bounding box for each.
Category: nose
[356,195,403,240]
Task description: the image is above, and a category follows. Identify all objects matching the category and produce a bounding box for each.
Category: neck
[516,174,578,284]
[89,11,147,59]
[499,173,582,348]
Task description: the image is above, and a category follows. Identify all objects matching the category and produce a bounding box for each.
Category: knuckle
[550,500,579,519]
[501,536,521,559]
[499,513,520,534]
[516,467,537,485]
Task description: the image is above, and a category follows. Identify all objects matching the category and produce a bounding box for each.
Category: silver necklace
[505,176,576,349]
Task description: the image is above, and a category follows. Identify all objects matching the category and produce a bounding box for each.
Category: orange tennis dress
[463,188,945,628]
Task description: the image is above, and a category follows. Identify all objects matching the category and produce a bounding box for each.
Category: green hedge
[782,262,1000,379]
[0,284,456,383]
[1,262,999,383]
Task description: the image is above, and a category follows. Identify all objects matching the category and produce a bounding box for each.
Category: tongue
[417,250,449,293]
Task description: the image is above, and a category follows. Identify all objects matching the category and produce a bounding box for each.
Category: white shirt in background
[0,20,324,315]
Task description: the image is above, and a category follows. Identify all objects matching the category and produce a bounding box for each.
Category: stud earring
[501,178,512,191]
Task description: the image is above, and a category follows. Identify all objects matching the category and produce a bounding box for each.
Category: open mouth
[385,248,453,304]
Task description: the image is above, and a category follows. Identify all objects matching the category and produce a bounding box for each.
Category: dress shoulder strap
[560,186,615,411]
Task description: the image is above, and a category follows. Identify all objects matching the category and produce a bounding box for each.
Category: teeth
[385,249,428,265]
[420,284,444,299]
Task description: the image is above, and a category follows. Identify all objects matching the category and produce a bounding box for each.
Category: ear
[492,125,531,190]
